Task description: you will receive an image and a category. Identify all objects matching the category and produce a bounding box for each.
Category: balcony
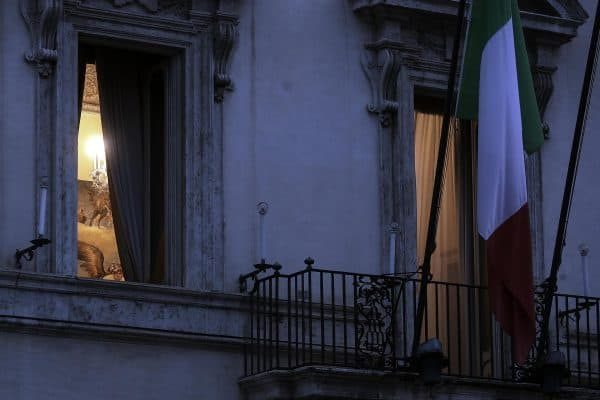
[238,260,600,399]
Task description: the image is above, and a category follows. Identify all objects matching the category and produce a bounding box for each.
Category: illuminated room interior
[77,64,123,281]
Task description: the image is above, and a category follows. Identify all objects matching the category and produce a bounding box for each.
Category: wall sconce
[15,184,51,268]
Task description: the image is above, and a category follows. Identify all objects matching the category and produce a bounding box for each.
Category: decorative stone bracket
[361,47,401,128]
[533,65,556,139]
[361,41,420,128]
[20,0,62,78]
[213,16,239,103]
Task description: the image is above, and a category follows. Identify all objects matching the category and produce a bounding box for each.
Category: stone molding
[0,269,248,341]
[20,0,62,77]
[352,0,586,40]
[65,0,240,102]
[239,365,600,400]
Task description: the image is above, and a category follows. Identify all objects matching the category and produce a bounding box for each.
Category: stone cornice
[0,269,250,341]
[64,0,199,34]
[352,0,586,44]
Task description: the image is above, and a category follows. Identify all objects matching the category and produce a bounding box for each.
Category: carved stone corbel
[213,16,239,103]
[533,65,556,138]
[20,0,62,78]
[361,47,402,127]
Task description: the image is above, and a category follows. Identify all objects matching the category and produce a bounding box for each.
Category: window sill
[0,269,247,345]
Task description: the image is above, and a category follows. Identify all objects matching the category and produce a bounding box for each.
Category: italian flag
[457,0,544,364]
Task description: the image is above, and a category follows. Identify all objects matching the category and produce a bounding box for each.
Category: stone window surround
[353,0,587,283]
[20,0,239,292]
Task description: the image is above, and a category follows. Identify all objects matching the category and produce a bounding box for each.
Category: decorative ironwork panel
[355,275,396,369]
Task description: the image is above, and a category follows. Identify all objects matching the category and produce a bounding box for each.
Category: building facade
[0,0,599,399]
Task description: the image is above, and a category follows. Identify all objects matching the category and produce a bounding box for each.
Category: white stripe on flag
[477,18,528,239]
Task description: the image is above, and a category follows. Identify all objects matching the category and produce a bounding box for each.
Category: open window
[414,95,480,285]
[76,43,182,285]
[414,95,494,375]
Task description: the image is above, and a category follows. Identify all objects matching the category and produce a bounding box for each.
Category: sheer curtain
[95,48,151,283]
[414,112,461,284]
[415,111,471,372]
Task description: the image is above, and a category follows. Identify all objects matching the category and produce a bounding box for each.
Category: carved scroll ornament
[20,0,62,77]
[213,18,239,103]
[361,48,402,127]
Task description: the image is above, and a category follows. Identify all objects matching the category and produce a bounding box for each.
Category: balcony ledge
[239,366,600,400]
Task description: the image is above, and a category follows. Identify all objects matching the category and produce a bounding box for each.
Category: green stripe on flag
[457,1,512,119]
[511,0,544,154]
[457,0,543,154]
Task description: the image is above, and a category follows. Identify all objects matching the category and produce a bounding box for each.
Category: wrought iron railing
[241,262,600,389]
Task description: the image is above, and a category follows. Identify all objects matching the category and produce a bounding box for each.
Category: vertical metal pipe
[248,282,255,375]
[424,285,429,339]
[489,301,495,378]
[586,300,591,385]
[446,284,452,373]
[457,285,463,375]
[468,286,474,377]
[261,281,268,371]
[596,301,599,386]
[402,281,408,359]
[565,296,571,385]
[354,275,359,367]
[412,0,468,359]
[320,271,325,363]
[576,296,582,385]
[269,279,274,370]
[435,283,440,343]
[554,294,560,353]
[500,329,505,380]
[301,273,306,365]
[331,272,336,365]
[343,273,348,365]
[275,274,280,368]
[287,276,292,368]
[295,275,299,366]
[309,270,313,364]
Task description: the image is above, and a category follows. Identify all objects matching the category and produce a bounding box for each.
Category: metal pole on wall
[536,2,600,362]
[411,0,468,360]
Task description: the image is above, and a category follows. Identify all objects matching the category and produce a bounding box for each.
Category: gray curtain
[95,49,149,283]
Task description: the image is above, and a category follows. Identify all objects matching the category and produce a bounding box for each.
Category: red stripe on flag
[486,204,535,364]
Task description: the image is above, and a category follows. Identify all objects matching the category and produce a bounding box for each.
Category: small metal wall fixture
[15,184,52,268]
[15,236,51,269]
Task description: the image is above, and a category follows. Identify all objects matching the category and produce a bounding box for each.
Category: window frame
[43,1,229,290]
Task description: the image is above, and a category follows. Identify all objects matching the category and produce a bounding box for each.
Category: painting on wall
[76,63,124,281]
[77,172,124,281]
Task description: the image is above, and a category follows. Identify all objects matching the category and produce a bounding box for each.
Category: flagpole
[411,0,468,360]
[536,2,600,362]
